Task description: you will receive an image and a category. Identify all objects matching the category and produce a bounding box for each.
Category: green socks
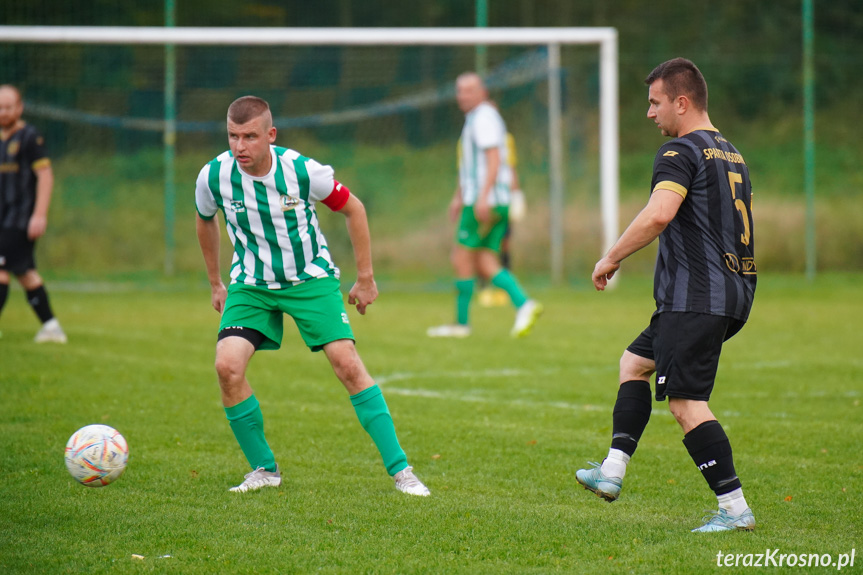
[225,395,277,472]
[350,385,408,476]
[491,269,528,308]
[225,388,407,477]
[455,278,474,325]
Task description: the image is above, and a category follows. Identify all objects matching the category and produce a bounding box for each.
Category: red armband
[322,180,350,211]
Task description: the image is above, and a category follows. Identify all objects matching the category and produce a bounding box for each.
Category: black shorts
[0,228,36,275]
[627,312,745,402]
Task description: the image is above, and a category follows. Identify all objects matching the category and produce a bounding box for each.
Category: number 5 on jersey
[728,171,751,246]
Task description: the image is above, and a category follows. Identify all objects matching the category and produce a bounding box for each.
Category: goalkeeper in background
[427,72,542,338]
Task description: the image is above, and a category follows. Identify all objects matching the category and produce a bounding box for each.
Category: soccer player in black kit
[0,84,66,343]
[576,59,756,532]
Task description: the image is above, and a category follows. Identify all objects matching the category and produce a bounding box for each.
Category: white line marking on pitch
[375,369,820,421]
[382,385,620,414]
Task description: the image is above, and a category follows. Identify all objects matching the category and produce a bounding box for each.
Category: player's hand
[592,257,620,291]
[348,277,378,315]
[27,215,47,240]
[474,198,491,223]
[211,282,227,314]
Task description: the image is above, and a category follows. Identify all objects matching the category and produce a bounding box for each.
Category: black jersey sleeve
[650,140,698,199]
[23,126,50,171]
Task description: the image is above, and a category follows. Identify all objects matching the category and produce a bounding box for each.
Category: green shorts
[219,277,354,352]
[456,205,510,252]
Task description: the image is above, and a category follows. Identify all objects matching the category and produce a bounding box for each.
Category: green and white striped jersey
[458,101,512,207]
[195,146,345,289]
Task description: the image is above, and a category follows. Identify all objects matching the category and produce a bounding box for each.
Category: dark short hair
[227,96,271,125]
[645,58,708,111]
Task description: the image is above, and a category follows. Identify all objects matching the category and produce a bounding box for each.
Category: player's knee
[668,399,685,422]
[17,270,42,290]
[451,247,473,276]
[668,398,712,431]
[619,351,653,382]
[327,343,369,387]
[214,355,244,386]
[331,353,361,384]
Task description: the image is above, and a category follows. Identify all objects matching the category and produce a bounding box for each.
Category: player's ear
[268,126,277,143]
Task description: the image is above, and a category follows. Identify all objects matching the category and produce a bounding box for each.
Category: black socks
[26,285,55,324]
[610,380,652,457]
[683,420,742,495]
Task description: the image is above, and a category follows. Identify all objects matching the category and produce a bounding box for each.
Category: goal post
[0,25,619,283]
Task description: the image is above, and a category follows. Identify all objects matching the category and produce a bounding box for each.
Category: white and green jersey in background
[458,101,512,207]
[195,146,341,289]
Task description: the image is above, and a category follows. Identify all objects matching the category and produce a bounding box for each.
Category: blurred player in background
[427,73,542,338]
[576,58,757,532]
[0,84,66,343]
[196,96,429,496]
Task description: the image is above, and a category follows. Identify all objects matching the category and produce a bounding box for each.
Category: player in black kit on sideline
[0,84,66,343]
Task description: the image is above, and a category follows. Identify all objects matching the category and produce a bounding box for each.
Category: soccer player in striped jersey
[195,96,428,496]
[0,84,67,343]
[576,59,757,532]
[427,72,542,338]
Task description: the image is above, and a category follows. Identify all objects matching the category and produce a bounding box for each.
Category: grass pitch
[0,273,860,574]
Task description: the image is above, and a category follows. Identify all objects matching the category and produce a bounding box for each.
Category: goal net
[0,26,618,283]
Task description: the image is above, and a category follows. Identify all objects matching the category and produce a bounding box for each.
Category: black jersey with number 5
[650,129,756,322]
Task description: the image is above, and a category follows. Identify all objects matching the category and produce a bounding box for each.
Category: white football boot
[229,466,281,493]
[393,466,430,496]
[510,300,543,338]
[35,318,68,344]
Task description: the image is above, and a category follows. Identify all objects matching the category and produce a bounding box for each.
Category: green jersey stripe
[281,205,307,274]
[229,163,264,281]
[207,160,225,210]
[214,158,247,285]
[253,180,288,285]
[271,157,297,282]
[294,155,311,203]
[226,222,247,285]
[293,156,323,257]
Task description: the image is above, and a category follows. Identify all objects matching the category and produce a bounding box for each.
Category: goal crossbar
[0,26,615,46]
[0,26,618,283]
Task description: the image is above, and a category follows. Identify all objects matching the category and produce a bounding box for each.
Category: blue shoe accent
[575,461,622,502]
[691,508,756,532]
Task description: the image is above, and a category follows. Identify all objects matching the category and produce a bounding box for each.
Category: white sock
[717,488,749,516]
[599,448,630,479]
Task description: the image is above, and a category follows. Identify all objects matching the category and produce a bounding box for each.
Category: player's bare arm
[339,193,378,315]
[448,186,463,222]
[474,147,500,223]
[196,214,227,313]
[28,165,54,240]
[592,188,684,290]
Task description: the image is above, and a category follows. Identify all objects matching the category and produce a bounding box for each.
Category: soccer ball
[64,424,129,487]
